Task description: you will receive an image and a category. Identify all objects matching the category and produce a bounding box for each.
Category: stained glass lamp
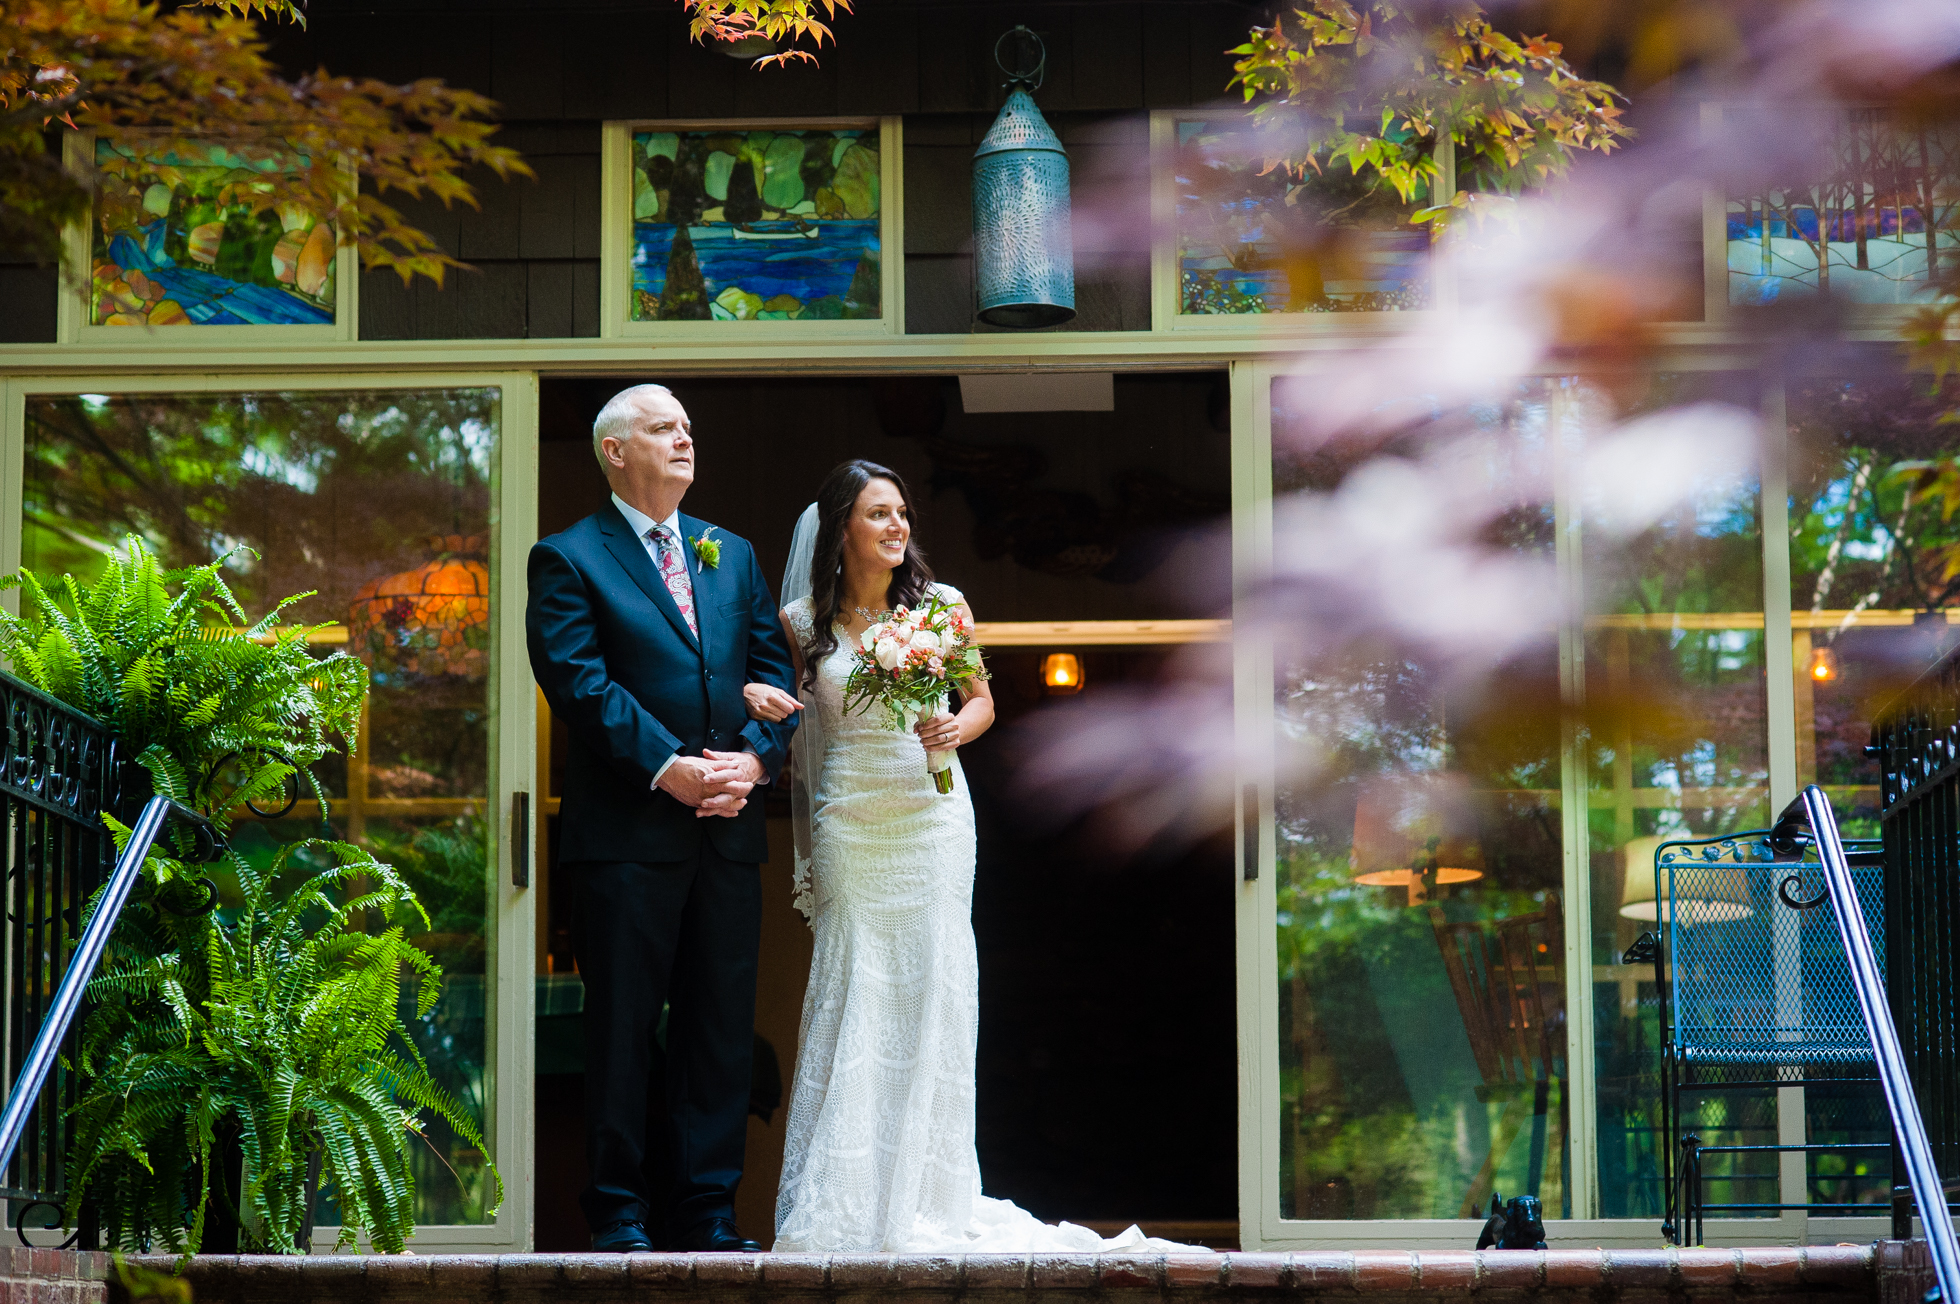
[348,534,490,681]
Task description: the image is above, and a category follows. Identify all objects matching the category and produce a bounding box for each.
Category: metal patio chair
[1624,829,1889,1243]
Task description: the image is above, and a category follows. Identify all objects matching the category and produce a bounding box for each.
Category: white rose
[911,629,941,654]
[875,637,901,670]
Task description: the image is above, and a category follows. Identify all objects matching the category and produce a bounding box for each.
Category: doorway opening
[529,372,1236,1250]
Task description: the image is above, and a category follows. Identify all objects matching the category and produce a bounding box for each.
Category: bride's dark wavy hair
[803,459,934,690]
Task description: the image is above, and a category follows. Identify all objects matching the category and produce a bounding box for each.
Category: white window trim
[599,117,904,340]
[0,371,539,1254]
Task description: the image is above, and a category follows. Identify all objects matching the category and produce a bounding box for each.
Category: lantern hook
[994,25,1046,91]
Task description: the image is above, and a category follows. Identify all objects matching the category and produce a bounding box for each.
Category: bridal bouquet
[842,591,989,794]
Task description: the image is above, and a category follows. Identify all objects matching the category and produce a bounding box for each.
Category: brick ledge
[123,1245,1881,1301]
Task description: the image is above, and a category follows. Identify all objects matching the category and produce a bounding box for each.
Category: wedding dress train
[773,589,1196,1255]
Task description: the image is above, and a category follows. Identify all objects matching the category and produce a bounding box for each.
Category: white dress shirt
[609,493,758,791]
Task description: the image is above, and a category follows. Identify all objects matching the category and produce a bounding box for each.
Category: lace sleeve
[783,597,819,923]
[783,597,816,648]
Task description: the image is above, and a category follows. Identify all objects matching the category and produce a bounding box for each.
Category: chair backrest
[1660,832,1885,1064]
[1430,903,1566,1088]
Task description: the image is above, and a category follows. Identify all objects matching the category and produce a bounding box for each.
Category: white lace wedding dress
[773,588,1195,1255]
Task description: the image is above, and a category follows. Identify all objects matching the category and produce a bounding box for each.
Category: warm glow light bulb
[1041,653,1084,694]
[1808,645,1839,683]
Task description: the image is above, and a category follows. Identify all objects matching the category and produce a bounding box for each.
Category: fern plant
[0,535,366,830]
[0,537,499,1253]
[69,826,496,1254]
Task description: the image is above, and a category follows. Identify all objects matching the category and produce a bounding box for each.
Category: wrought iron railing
[1773,786,1958,1304]
[1874,653,1960,1253]
[0,670,217,1243]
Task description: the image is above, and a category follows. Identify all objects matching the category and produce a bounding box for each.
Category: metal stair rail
[0,670,220,1238]
[1771,785,1958,1304]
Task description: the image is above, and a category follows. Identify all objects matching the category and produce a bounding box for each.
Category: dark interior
[530,372,1237,1247]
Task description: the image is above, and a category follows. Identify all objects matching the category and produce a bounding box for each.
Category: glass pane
[1272,378,1566,1220]
[1788,372,1960,830]
[1727,111,1960,306]
[1584,373,1768,1220]
[630,127,881,321]
[91,141,339,326]
[1176,117,1431,316]
[19,388,499,1227]
[1782,370,1953,1215]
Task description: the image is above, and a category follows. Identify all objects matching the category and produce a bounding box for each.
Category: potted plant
[0,537,499,1255]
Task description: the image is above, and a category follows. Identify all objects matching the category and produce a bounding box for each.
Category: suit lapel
[597,504,701,654]
[682,513,724,653]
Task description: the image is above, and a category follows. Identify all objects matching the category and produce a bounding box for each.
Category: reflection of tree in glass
[1276,648,1565,1219]
[21,390,495,629]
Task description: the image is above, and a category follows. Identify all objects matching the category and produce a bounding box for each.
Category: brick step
[86,1246,1888,1304]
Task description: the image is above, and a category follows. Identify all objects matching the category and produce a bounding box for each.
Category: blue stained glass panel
[630,128,882,322]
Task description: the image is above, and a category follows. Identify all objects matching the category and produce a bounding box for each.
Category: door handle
[1242,782,1259,882]
[512,791,531,888]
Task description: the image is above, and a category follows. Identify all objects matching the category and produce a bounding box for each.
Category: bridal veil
[781,502,822,917]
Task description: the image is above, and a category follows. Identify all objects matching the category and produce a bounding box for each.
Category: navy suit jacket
[526,503,797,865]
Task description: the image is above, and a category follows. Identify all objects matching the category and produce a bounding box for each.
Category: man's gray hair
[592,384,674,472]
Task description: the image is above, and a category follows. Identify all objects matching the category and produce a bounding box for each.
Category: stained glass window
[89,140,339,327]
[629,127,882,322]
[1727,112,1960,306]
[1175,117,1432,316]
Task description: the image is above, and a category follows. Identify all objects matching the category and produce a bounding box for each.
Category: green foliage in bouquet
[841,590,989,731]
[68,828,497,1254]
[0,535,366,835]
[0,537,499,1254]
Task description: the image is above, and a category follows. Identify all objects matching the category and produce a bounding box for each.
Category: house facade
[0,0,1951,1258]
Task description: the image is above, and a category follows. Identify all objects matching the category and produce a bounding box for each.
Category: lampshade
[1041,652,1083,694]
[1350,784,1484,900]
[348,534,491,681]
[1618,834,1754,922]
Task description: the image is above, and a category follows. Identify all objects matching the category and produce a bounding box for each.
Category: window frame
[0,370,539,1253]
[598,117,905,341]
[1229,358,1894,1249]
[55,133,363,348]
[1154,112,1455,334]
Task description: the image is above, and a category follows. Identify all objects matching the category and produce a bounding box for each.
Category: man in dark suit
[526,383,797,1253]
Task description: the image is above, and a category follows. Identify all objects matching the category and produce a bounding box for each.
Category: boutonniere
[688,527,721,572]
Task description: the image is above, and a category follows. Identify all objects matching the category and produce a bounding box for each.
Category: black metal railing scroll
[0,670,219,1242]
[1774,784,1959,1304]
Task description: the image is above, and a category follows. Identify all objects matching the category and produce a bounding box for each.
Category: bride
[743,459,1196,1255]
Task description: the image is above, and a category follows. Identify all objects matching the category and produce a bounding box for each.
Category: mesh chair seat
[1662,834,1884,1067]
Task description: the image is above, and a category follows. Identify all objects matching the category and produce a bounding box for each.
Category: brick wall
[0,1249,107,1304]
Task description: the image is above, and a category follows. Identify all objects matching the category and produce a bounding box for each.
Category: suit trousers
[570,847,760,1235]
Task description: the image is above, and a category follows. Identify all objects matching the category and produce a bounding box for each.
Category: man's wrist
[651,752,680,792]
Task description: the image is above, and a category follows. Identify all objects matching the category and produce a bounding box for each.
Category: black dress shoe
[592,1219,655,1252]
[680,1216,761,1252]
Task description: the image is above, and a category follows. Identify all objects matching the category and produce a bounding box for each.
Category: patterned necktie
[648,525,698,638]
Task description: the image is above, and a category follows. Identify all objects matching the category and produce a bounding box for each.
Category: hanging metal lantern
[973,29,1074,328]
